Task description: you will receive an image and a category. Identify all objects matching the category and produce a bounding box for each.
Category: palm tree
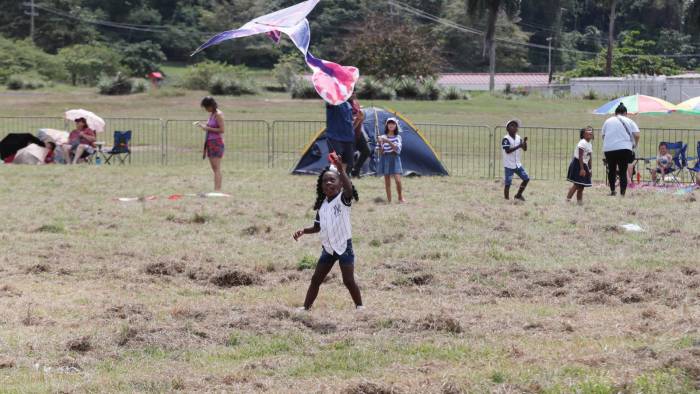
[467,0,521,92]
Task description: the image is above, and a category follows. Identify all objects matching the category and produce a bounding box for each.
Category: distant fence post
[161,119,167,165]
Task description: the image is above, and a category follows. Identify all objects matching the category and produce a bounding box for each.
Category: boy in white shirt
[502,119,529,201]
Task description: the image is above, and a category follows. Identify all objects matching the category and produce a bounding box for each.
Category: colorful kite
[192,0,359,105]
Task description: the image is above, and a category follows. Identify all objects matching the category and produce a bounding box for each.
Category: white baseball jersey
[316,192,352,255]
[502,134,523,169]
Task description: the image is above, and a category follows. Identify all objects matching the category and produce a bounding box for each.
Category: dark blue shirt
[325,102,354,142]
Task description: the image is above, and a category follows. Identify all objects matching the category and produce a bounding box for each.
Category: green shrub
[6,75,24,90]
[6,74,47,90]
[392,76,420,99]
[273,53,306,91]
[117,40,166,77]
[0,37,68,84]
[98,73,133,95]
[357,77,395,100]
[417,77,442,101]
[208,74,258,96]
[444,86,468,100]
[59,44,123,86]
[180,61,250,91]
[290,78,318,99]
[131,79,148,94]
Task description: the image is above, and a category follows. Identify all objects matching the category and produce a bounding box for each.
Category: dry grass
[0,164,698,393]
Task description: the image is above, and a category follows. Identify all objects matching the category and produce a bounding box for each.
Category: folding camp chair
[647,141,688,186]
[688,141,700,183]
[104,131,131,165]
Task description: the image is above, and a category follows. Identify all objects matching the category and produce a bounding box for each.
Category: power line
[388,0,700,59]
[388,1,599,56]
[28,3,216,36]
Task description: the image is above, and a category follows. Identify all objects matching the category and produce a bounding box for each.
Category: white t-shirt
[316,192,352,255]
[502,134,523,169]
[601,115,639,152]
[573,139,593,163]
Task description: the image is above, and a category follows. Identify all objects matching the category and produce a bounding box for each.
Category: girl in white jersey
[293,153,363,311]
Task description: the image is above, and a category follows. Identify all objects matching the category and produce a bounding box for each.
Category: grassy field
[0,164,698,393]
[0,91,698,393]
[2,87,700,129]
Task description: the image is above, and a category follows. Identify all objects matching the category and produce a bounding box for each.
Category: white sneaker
[296,306,309,313]
[355,305,366,311]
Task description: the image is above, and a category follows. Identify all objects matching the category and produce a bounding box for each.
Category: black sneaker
[609,191,617,196]
[514,195,526,201]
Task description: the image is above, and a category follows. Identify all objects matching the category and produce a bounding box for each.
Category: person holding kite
[293,152,363,311]
[350,94,370,178]
[195,96,225,191]
[325,100,355,173]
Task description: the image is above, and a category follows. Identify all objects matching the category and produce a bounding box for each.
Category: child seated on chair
[651,142,673,184]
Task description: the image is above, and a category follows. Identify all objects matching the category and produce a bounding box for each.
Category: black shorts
[318,240,354,266]
[327,139,354,168]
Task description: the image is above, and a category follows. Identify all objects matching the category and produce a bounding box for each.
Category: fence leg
[161,119,167,166]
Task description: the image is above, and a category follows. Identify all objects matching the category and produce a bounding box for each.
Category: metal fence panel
[494,126,700,182]
[494,126,593,181]
[101,118,164,165]
[165,120,270,168]
[271,120,325,171]
[416,124,493,177]
[0,117,65,141]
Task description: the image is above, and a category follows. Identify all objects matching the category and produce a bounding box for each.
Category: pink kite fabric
[192,0,358,105]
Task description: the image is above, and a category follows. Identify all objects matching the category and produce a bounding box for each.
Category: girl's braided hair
[313,167,359,210]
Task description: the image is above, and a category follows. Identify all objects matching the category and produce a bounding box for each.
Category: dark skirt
[378,153,403,175]
[567,159,592,187]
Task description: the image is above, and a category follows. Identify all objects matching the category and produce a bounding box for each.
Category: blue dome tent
[292,107,448,176]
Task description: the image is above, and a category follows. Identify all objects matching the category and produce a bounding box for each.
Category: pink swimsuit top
[206,112,222,141]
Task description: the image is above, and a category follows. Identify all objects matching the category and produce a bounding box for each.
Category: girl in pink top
[196,96,225,191]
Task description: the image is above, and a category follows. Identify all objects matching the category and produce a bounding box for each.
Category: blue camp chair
[661,142,688,185]
[104,131,131,165]
[689,141,700,183]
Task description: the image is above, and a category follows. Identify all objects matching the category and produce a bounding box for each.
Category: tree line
[0,0,698,81]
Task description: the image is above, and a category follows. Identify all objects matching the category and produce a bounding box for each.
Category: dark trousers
[604,149,634,195]
[352,132,370,175]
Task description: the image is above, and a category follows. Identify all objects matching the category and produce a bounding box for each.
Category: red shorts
[205,139,225,158]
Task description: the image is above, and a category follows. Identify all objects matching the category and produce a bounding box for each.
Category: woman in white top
[601,103,640,196]
[566,127,594,203]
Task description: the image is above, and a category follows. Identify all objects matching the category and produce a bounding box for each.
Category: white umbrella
[64,109,105,132]
[13,144,47,164]
[38,128,70,145]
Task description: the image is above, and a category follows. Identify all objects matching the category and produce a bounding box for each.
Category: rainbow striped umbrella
[676,97,700,115]
[593,94,676,115]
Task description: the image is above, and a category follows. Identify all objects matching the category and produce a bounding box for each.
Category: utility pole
[23,0,38,43]
[546,37,553,84]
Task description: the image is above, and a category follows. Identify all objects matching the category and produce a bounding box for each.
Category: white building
[570,73,700,102]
